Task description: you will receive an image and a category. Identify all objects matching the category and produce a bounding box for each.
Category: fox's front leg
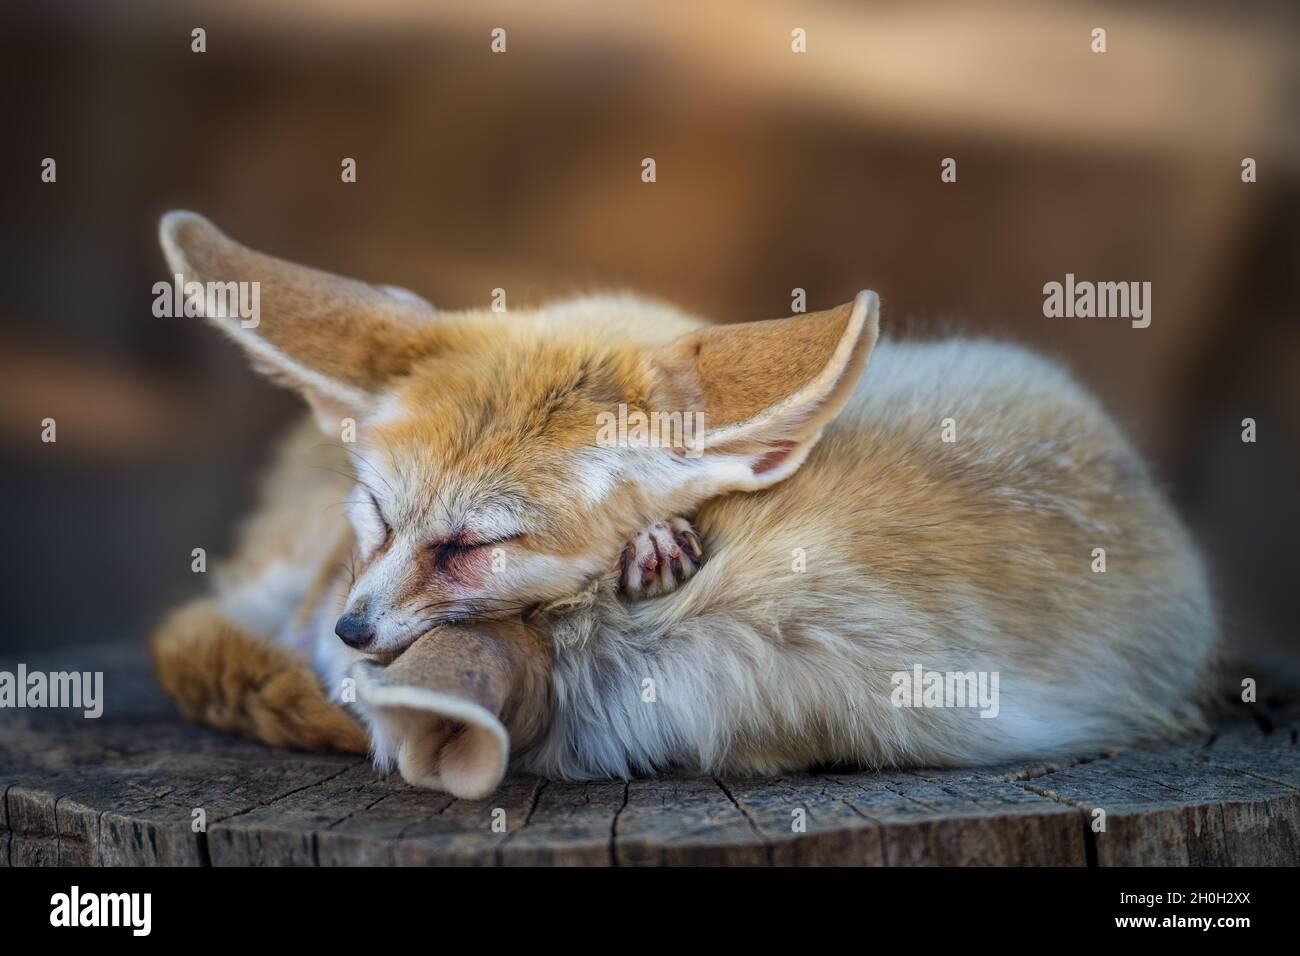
[620,517,705,598]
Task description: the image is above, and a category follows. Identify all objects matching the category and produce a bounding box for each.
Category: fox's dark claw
[621,517,705,599]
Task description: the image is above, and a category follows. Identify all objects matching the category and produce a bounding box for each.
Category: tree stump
[2,642,1296,866]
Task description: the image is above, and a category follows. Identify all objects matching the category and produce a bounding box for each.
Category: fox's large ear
[158,211,437,430]
[352,620,548,800]
[651,291,879,493]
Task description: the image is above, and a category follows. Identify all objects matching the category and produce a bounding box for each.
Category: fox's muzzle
[335,608,377,649]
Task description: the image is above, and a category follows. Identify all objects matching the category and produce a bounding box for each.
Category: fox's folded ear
[652,291,880,492]
[158,211,437,430]
[353,620,548,799]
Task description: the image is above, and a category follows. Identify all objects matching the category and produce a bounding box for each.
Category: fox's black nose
[335,612,376,649]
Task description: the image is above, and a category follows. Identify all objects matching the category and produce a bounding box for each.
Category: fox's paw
[620,517,704,599]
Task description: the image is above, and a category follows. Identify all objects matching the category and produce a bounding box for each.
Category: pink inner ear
[753,441,798,475]
[392,711,510,799]
[439,722,509,799]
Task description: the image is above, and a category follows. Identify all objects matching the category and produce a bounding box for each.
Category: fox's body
[516,336,1213,779]
[152,213,1216,797]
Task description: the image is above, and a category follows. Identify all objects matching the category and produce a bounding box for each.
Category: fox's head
[160,212,879,661]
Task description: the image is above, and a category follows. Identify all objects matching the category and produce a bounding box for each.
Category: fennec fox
[152,212,1216,799]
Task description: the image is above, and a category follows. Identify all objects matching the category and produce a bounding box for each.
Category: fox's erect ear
[158,211,436,430]
[653,291,880,492]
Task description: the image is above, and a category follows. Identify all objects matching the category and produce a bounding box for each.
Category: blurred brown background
[1,0,1297,658]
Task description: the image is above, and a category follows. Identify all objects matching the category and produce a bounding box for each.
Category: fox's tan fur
[152,212,1216,797]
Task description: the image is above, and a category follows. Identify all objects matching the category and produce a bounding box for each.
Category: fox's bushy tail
[150,599,368,753]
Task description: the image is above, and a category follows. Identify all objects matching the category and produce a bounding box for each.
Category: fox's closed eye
[431,534,521,566]
[368,493,392,539]
[347,489,391,557]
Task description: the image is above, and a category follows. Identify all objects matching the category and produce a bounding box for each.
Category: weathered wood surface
[2,642,1297,866]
